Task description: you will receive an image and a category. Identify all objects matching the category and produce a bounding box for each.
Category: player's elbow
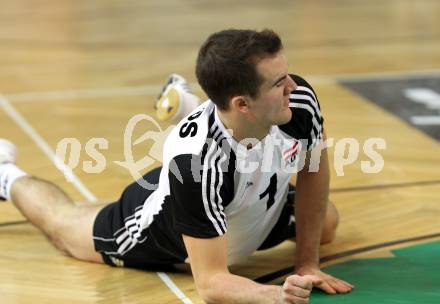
[199,289,220,304]
[197,274,227,303]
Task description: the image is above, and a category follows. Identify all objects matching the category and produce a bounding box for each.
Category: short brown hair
[195,29,283,110]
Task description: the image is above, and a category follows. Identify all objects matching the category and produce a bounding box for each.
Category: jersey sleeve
[279,74,325,151]
[168,150,234,238]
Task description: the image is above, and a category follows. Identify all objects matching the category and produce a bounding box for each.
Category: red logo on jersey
[283,141,299,163]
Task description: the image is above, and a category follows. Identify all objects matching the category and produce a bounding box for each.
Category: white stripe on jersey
[202,142,227,235]
[216,152,228,221]
[93,236,116,242]
[113,225,126,236]
[118,233,134,254]
[210,125,221,139]
[290,92,322,119]
[108,204,146,255]
[116,231,128,244]
[294,85,322,117]
[210,148,227,232]
[288,102,323,140]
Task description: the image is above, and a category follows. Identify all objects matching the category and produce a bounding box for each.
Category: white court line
[5,69,440,103]
[0,94,193,304]
[0,95,97,202]
[6,84,202,102]
[157,272,193,304]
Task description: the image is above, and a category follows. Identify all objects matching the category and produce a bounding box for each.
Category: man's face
[248,52,297,127]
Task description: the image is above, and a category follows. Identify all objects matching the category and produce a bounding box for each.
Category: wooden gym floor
[0,1,439,303]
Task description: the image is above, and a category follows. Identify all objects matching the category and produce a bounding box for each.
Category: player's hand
[295,267,354,294]
[280,274,321,304]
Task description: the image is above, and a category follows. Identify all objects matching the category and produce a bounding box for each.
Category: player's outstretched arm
[183,234,318,304]
[294,133,353,294]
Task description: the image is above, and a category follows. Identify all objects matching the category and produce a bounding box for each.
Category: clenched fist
[279,274,322,304]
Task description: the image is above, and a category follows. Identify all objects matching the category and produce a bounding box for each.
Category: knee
[46,219,73,256]
[44,206,81,257]
[320,202,339,245]
[48,206,103,263]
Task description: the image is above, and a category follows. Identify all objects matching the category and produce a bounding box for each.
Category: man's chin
[281,109,292,123]
[276,114,292,126]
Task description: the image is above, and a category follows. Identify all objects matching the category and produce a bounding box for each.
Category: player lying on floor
[0,29,353,304]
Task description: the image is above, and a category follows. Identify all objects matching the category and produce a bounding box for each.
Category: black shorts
[258,185,296,250]
[93,167,296,267]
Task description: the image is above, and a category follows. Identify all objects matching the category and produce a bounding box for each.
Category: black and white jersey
[113,74,324,265]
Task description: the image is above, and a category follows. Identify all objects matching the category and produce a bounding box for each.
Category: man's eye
[276,82,283,87]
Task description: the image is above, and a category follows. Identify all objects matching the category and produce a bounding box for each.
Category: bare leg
[10,176,104,263]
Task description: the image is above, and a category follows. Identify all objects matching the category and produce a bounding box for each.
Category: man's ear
[230,95,250,114]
